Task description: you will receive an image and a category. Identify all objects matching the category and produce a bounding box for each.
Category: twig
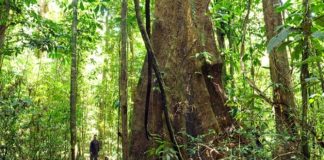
[272,151,301,160]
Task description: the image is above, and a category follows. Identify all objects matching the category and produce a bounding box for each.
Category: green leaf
[312,31,324,41]
[94,6,100,14]
[314,15,324,27]
[275,0,292,13]
[165,154,170,160]
[309,98,315,104]
[267,27,292,54]
[194,51,216,64]
[305,77,318,82]
[277,40,292,52]
[80,1,85,10]
[309,93,320,99]
[292,40,302,60]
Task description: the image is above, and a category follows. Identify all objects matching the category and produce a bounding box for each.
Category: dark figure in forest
[90,134,100,160]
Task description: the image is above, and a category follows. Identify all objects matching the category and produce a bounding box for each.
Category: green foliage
[275,0,292,13]
[194,51,216,64]
[146,136,179,160]
[267,27,294,54]
[312,31,324,41]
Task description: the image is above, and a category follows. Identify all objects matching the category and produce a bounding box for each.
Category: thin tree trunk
[38,0,48,17]
[316,59,324,92]
[98,58,108,156]
[314,49,324,93]
[70,0,78,159]
[104,13,111,157]
[300,0,312,158]
[128,30,135,90]
[120,0,128,158]
[227,14,236,90]
[0,0,10,72]
[214,0,227,86]
[81,105,85,158]
[262,0,298,158]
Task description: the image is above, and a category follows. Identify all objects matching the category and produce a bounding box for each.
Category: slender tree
[262,0,298,158]
[98,58,108,154]
[120,0,128,158]
[70,0,78,159]
[0,0,10,72]
[213,0,227,86]
[300,0,312,158]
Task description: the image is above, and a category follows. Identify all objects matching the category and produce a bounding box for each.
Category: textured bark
[193,0,234,131]
[129,60,150,159]
[300,0,311,158]
[262,0,298,158]
[70,0,78,159]
[120,0,129,158]
[130,0,233,159]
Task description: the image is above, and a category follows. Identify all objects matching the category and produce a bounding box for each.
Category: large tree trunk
[120,0,129,158]
[70,0,78,159]
[129,0,233,159]
[262,0,298,159]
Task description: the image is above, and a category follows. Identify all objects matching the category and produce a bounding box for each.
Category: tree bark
[300,0,311,158]
[130,0,233,159]
[262,0,298,159]
[70,0,78,159]
[0,0,10,72]
[120,0,129,158]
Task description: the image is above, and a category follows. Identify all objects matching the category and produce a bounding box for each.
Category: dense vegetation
[0,0,323,159]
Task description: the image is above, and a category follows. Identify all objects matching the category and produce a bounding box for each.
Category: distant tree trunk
[262,0,298,158]
[226,15,236,90]
[70,0,78,159]
[0,0,10,72]
[217,22,227,87]
[316,58,324,92]
[98,58,108,155]
[300,0,311,158]
[120,0,128,158]
[38,0,48,17]
[129,0,234,159]
[214,0,227,86]
[0,0,9,48]
[128,29,136,90]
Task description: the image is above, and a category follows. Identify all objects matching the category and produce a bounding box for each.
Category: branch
[246,78,273,105]
[272,152,302,160]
